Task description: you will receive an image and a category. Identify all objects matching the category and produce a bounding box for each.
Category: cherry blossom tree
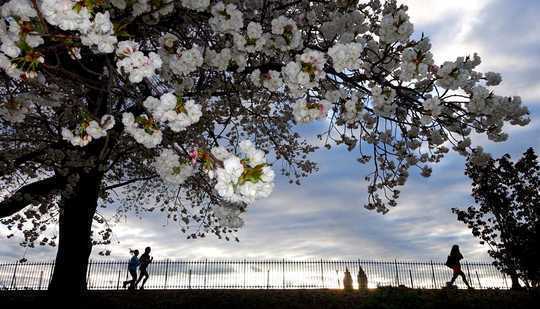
[0,0,530,292]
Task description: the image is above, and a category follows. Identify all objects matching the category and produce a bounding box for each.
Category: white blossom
[209,2,243,33]
[371,85,396,117]
[213,205,244,229]
[143,92,202,132]
[292,99,331,123]
[328,42,364,72]
[212,141,274,204]
[116,41,162,83]
[181,0,210,12]
[379,8,413,44]
[271,16,302,51]
[154,148,194,185]
[62,115,115,147]
[168,46,203,76]
[122,112,162,148]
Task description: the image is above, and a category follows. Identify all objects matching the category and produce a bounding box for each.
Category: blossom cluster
[213,204,244,229]
[62,115,115,147]
[211,141,274,204]
[154,148,194,185]
[250,69,283,92]
[371,85,397,117]
[399,38,434,82]
[379,8,414,44]
[0,0,43,78]
[342,95,364,124]
[116,41,162,83]
[0,99,32,123]
[293,99,332,123]
[41,0,117,53]
[164,41,203,77]
[283,49,326,94]
[234,22,266,53]
[328,42,364,72]
[143,92,202,132]
[271,16,302,51]
[209,2,243,33]
[122,113,162,148]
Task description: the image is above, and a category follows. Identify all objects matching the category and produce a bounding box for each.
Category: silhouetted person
[123,249,140,290]
[136,247,153,290]
[446,245,472,289]
[357,266,368,291]
[343,268,353,291]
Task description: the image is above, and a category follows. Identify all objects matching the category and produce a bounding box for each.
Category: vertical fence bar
[409,269,413,288]
[282,259,285,289]
[38,270,43,290]
[10,261,18,290]
[394,259,400,286]
[164,259,169,289]
[430,260,436,289]
[475,271,482,289]
[203,259,208,289]
[465,261,473,289]
[320,259,325,288]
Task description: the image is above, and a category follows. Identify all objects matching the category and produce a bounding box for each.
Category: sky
[1,0,539,263]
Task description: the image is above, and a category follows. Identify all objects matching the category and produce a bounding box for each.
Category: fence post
[267,269,270,289]
[465,261,473,288]
[86,259,92,289]
[475,271,482,289]
[243,259,246,289]
[188,269,192,289]
[164,259,170,289]
[203,259,208,289]
[116,270,121,290]
[409,269,414,288]
[503,273,508,289]
[10,261,19,290]
[430,260,436,289]
[38,270,43,290]
[394,259,400,286]
[320,259,325,288]
[282,259,285,289]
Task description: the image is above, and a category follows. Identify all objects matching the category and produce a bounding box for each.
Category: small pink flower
[189,149,199,164]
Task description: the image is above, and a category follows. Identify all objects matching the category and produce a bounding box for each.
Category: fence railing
[0,259,509,290]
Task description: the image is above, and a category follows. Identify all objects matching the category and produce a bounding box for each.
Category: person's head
[133,249,139,256]
[451,245,460,255]
[145,247,151,254]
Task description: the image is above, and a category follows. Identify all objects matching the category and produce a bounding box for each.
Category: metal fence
[0,259,509,290]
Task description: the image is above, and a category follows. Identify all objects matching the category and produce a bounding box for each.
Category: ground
[1,288,538,308]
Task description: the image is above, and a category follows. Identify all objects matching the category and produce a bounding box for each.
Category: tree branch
[0,176,60,218]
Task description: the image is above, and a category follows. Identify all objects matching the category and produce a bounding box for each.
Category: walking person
[136,247,153,290]
[445,245,472,289]
[123,249,140,290]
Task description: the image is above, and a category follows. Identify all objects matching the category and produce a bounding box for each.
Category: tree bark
[48,172,101,294]
[510,273,522,290]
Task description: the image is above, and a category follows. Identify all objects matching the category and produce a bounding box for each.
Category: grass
[1,287,538,308]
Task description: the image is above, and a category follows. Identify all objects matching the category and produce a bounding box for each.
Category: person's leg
[137,269,148,288]
[128,269,137,290]
[136,269,145,285]
[140,271,149,289]
[459,271,471,288]
[449,271,459,285]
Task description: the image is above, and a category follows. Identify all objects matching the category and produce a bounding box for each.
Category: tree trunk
[48,173,101,294]
[510,273,522,290]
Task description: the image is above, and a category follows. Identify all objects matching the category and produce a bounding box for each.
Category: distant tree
[453,148,540,288]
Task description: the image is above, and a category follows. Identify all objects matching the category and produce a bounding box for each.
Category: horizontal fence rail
[0,259,509,291]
